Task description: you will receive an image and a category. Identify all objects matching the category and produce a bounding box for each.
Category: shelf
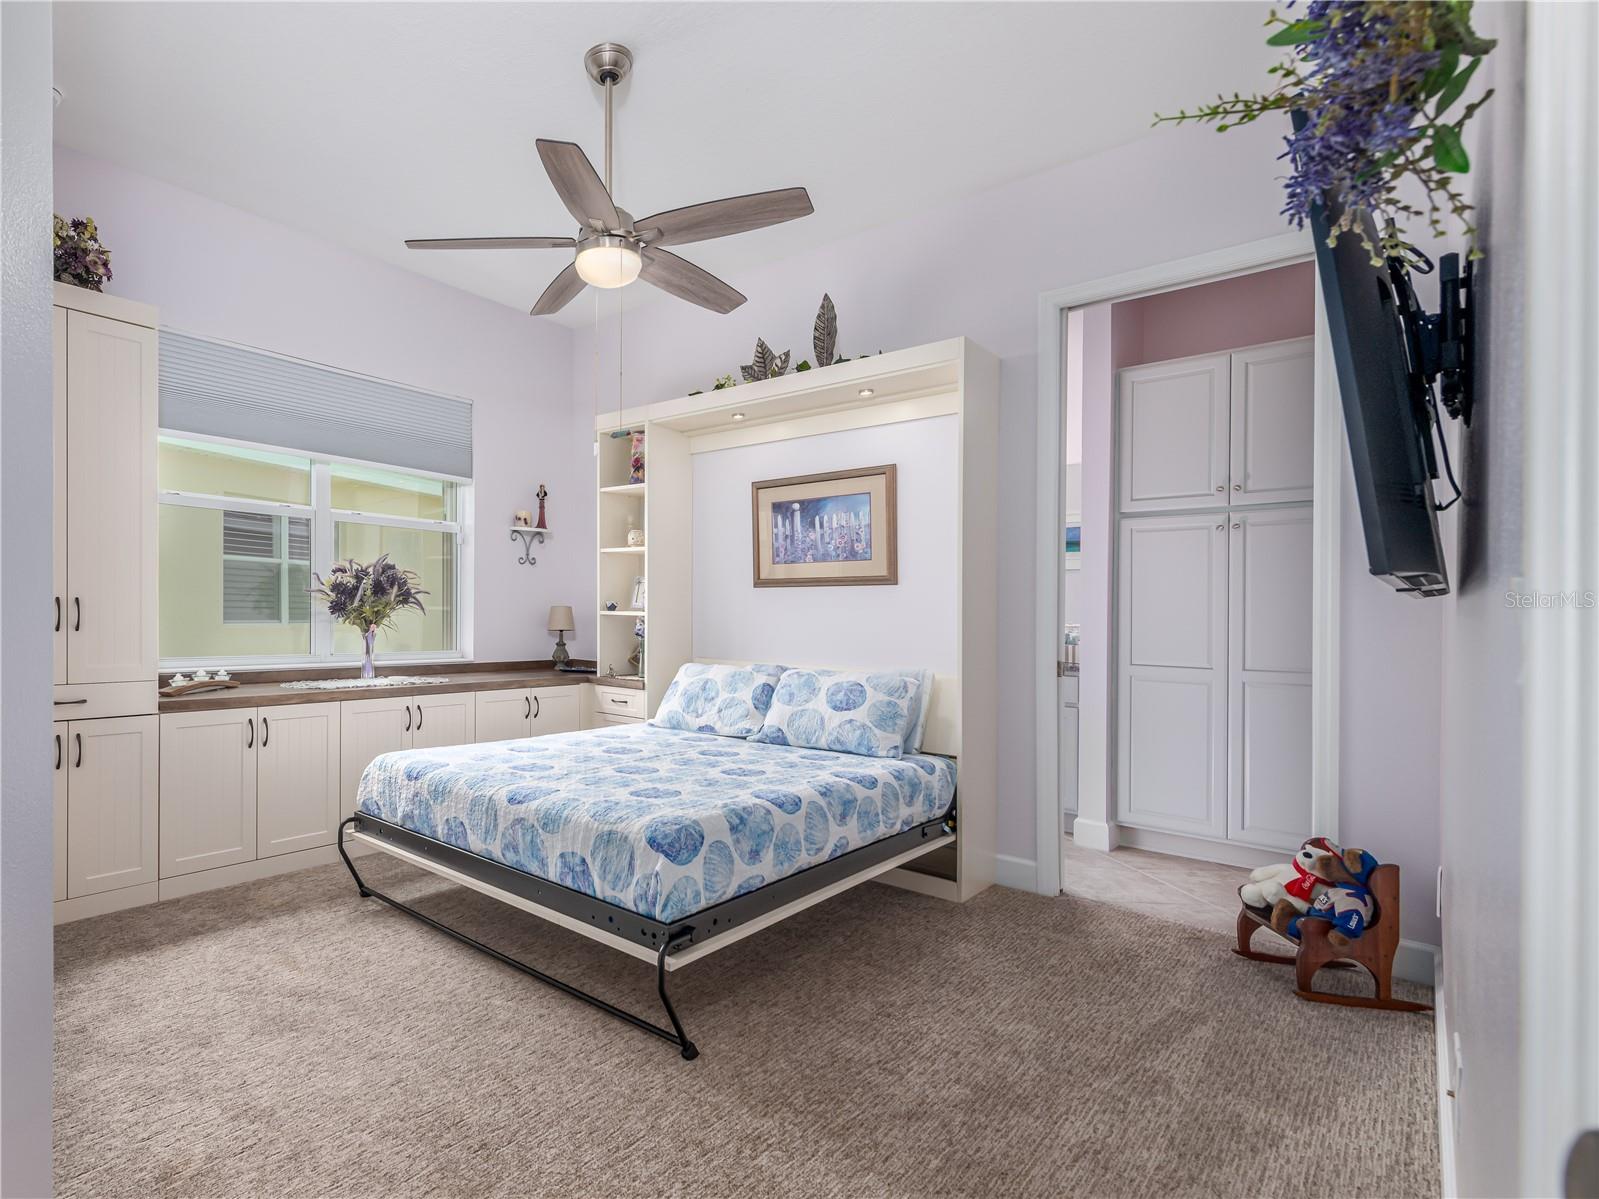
[599,546,646,555]
[599,483,646,496]
[600,609,645,617]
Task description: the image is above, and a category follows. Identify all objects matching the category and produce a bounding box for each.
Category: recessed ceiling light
[731,412,745,421]
[858,388,875,398]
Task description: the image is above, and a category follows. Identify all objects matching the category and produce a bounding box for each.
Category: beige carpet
[54,856,1439,1198]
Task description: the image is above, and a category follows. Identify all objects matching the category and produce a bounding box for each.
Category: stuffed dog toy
[1238,836,1342,913]
[1268,845,1381,948]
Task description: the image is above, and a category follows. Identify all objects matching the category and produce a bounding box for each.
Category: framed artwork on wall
[751,464,898,587]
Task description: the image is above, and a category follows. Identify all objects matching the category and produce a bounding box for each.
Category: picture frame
[751,464,898,587]
[629,575,646,611]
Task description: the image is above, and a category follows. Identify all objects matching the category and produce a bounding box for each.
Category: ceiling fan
[406,43,814,317]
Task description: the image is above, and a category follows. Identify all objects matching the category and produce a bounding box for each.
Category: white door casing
[1229,338,1315,507]
[64,311,158,685]
[257,702,342,857]
[1116,514,1229,837]
[1227,506,1314,850]
[66,715,158,897]
[159,708,257,877]
[1117,353,1231,513]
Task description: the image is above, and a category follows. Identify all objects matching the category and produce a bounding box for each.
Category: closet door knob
[1214,485,1224,492]
[1216,524,1225,531]
[1232,522,1241,530]
[1233,483,1242,491]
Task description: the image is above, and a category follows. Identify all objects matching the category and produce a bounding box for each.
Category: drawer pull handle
[54,698,88,706]
[74,732,82,768]
[610,697,627,705]
[55,734,61,771]
[246,718,254,749]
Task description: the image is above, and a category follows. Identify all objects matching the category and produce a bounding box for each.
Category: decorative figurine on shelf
[535,484,549,530]
[513,510,532,528]
[628,618,645,676]
[547,605,575,669]
[604,601,618,611]
[626,527,645,548]
[629,431,646,484]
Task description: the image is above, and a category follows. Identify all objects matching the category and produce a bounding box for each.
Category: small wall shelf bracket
[510,527,547,566]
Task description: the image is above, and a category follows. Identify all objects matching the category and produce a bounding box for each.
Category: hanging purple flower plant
[1156,2,1496,265]
[53,215,114,291]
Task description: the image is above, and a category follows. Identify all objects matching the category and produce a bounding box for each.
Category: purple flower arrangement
[53,215,114,291]
[1157,2,1496,265]
[310,555,428,677]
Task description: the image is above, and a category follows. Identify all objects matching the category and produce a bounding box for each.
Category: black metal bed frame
[337,811,954,1061]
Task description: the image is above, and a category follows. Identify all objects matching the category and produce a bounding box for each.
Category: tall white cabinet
[52,285,161,915]
[1115,337,1314,854]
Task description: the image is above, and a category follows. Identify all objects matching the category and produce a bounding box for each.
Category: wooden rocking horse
[1235,862,1431,1013]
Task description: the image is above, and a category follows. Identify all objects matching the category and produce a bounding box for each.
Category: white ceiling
[53,2,1278,327]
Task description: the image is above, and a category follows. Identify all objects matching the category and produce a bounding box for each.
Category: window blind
[159,332,473,479]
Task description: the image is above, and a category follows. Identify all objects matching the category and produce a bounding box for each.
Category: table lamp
[547,605,575,668]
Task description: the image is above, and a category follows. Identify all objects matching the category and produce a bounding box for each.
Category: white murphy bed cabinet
[52,285,162,920]
[1115,337,1314,855]
[596,336,1000,901]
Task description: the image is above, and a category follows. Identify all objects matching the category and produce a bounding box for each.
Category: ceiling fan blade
[635,187,813,248]
[536,139,620,231]
[639,247,746,314]
[406,236,575,250]
[529,262,586,316]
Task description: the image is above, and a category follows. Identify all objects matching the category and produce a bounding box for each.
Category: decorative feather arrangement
[812,293,838,368]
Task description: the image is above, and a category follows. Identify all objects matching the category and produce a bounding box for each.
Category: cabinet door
[65,311,158,684]
[66,716,159,897]
[1118,353,1231,513]
[529,688,580,736]
[1229,339,1314,506]
[1227,508,1314,850]
[475,688,532,742]
[257,702,342,857]
[159,708,258,878]
[53,727,68,901]
[340,696,414,809]
[1116,514,1229,838]
[412,691,475,749]
[53,307,68,686]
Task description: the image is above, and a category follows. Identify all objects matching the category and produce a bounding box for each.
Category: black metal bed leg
[339,816,701,1060]
[658,936,699,1061]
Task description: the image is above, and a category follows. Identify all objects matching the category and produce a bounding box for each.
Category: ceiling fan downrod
[584,43,632,198]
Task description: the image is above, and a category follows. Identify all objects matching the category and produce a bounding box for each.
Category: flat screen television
[1309,189,1452,597]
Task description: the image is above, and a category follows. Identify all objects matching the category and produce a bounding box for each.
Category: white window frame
[159,430,473,669]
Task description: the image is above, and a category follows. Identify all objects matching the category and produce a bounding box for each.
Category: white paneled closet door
[1227,508,1314,850]
[1118,353,1231,513]
[66,716,159,897]
[64,310,158,684]
[1229,338,1315,506]
[1116,514,1229,837]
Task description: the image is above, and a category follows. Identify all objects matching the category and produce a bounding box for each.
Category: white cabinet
[61,308,158,687]
[475,688,533,742]
[1118,338,1312,515]
[52,307,68,687]
[258,702,342,858]
[1118,353,1231,513]
[530,687,579,735]
[65,716,159,897]
[340,696,415,808]
[1227,508,1314,850]
[1117,514,1230,837]
[159,709,257,878]
[590,684,646,725]
[1230,340,1314,507]
[412,691,475,750]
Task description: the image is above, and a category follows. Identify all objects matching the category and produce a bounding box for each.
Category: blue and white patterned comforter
[356,723,956,923]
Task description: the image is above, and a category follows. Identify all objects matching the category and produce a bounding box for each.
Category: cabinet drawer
[594,712,645,727]
[53,680,157,721]
[592,686,646,719]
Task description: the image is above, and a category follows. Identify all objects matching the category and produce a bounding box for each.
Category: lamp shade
[546,605,575,634]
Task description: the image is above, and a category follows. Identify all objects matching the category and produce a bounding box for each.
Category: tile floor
[1061,836,1294,945]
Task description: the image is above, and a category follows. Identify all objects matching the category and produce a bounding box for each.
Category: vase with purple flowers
[310,555,429,679]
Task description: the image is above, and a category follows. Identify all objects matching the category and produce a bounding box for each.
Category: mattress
[355,722,956,922]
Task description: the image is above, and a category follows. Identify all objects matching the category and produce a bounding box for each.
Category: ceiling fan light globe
[575,237,642,289]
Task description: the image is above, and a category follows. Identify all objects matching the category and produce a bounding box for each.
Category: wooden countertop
[157,662,644,713]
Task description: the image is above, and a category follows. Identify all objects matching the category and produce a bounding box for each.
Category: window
[158,435,466,665]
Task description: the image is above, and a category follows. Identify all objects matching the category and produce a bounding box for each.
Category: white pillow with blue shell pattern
[649,662,786,738]
[749,667,926,758]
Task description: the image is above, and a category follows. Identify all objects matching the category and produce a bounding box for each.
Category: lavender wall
[52,147,592,666]
[1110,261,1316,369]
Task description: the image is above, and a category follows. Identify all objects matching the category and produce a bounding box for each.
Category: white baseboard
[1395,939,1441,988]
[157,843,350,901]
[1434,956,1458,1197]
[53,882,159,925]
[993,853,1038,892]
[1070,815,1118,853]
[1115,825,1284,869]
